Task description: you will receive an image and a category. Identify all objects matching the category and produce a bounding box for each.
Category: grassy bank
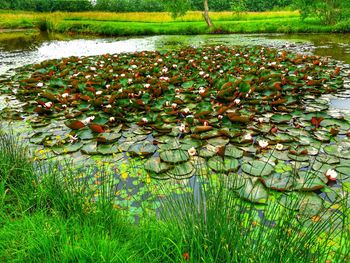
[0,11,349,35]
[0,130,349,262]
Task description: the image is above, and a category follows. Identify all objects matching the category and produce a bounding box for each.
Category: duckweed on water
[1,45,350,206]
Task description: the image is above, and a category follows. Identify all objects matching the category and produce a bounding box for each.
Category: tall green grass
[0,11,349,34]
[0,129,349,262]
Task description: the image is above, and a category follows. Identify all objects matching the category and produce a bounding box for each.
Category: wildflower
[204,74,210,78]
[203,121,209,126]
[234,99,241,105]
[258,140,269,149]
[105,104,112,109]
[106,84,111,89]
[258,117,264,123]
[85,75,91,79]
[183,108,190,114]
[175,88,181,93]
[121,73,126,77]
[37,82,44,87]
[141,117,148,123]
[243,133,252,141]
[90,66,96,71]
[199,87,205,94]
[189,59,194,63]
[62,104,67,109]
[165,101,170,107]
[325,169,337,181]
[218,115,223,120]
[188,147,197,156]
[276,143,284,151]
[172,64,178,68]
[96,90,103,95]
[172,103,177,109]
[307,76,313,80]
[109,117,115,122]
[68,135,78,144]
[131,64,137,69]
[162,67,168,73]
[143,83,151,88]
[203,56,208,60]
[62,93,69,98]
[128,78,133,84]
[157,58,163,62]
[44,102,53,108]
[219,70,224,74]
[199,71,205,76]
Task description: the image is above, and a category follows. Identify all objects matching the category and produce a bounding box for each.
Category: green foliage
[231,0,293,12]
[162,0,192,19]
[293,0,350,24]
[0,0,92,12]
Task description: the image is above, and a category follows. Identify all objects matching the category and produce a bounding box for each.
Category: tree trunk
[203,0,213,27]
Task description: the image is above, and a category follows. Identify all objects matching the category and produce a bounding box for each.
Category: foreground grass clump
[0,130,349,262]
[0,11,349,34]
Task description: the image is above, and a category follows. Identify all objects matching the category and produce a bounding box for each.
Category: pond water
[1,31,349,110]
[0,30,350,213]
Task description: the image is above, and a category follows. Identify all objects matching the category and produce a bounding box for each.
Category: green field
[0,10,349,35]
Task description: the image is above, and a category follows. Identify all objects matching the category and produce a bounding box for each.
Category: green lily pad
[236,179,268,204]
[97,144,120,155]
[207,156,239,172]
[166,161,195,179]
[52,142,83,155]
[160,150,189,163]
[128,141,157,156]
[224,145,244,158]
[261,172,295,191]
[81,141,98,155]
[144,157,171,174]
[97,132,121,143]
[241,160,274,177]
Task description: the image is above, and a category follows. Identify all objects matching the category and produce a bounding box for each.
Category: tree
[293,0,350,24]
[163,0,213,27]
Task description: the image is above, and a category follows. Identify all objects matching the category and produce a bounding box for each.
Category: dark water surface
[0,31,349,110]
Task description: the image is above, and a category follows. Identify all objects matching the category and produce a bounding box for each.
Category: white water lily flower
[159,76,169,81]
[83,116,95,125]
[109,117,115,122]
[44,101,53,108]
[141,118,148,123]
[62,93,69,98]
[179,124,186,133]
[68,135,78,144]
[105,104,112,109]
[243,133,252,141]
[258,140,269,149]
[325,169,337,181]
[276,144,284,151]
[96,90,103,95]
[188,147,197,156]
[37,82,44,87]
[234,99,241,105]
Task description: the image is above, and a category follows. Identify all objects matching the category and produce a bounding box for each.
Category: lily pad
[241,160,274,177]
[207,156,240,172]
[160,149,189,163]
